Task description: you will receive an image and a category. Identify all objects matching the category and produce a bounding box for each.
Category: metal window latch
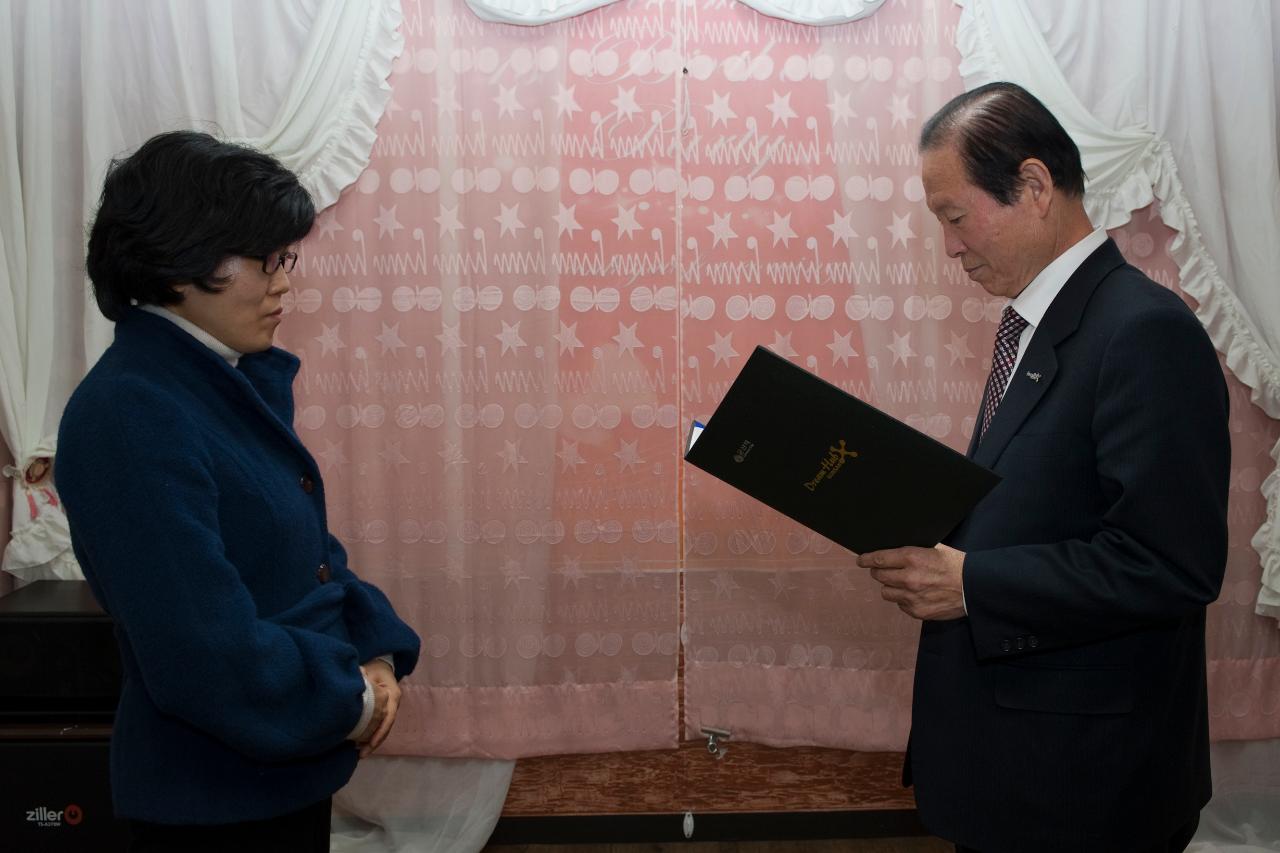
[701,726,731,760]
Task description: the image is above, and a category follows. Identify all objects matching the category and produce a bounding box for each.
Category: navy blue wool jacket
[57,309,420,824]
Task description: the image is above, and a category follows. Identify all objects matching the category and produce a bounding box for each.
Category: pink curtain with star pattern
[277,0,1280,758]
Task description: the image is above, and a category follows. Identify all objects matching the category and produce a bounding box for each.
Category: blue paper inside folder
[683,346,999,554]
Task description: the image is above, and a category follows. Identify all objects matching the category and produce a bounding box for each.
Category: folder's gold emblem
[804,439,858,492]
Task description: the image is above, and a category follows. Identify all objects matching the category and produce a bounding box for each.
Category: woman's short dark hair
[919,82,1085,205]
[86,131,315,321]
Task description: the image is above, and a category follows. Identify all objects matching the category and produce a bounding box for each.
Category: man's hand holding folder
[859,544,967,621]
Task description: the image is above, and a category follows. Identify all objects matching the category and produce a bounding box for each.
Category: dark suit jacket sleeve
[962,304,1230,661]
[329,535,421,679]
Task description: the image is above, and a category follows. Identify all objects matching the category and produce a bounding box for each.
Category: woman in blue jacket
[56,131,421,852]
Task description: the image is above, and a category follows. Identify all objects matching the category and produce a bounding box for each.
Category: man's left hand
[858,544,967,621]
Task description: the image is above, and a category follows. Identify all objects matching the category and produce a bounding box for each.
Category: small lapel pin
[1026,371,1041,383]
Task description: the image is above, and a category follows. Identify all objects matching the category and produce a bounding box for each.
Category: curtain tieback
[3,457,60,520]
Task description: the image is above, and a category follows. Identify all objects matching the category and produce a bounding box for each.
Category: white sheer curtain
[331,756,513,853]
[0,0,402,584]
[1192,740,1280,853]
[953,0,1280,622]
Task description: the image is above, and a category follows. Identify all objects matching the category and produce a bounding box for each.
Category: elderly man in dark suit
[860,82,1230,853]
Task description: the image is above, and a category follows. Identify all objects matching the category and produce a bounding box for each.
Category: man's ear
[1018,158,1054,215]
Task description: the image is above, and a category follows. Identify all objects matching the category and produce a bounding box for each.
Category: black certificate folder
[684,345,1000,555]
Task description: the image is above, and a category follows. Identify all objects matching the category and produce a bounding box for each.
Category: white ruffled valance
[464,0,885,26]
[233,0,403,212]
[0,0,404,585]
[954,0,1280,621]
[736,0,886,26]
[464,0,619,26]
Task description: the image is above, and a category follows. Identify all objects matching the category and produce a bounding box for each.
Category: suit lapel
[972,348,1059,467]
[971,239,1127,467]
[965,384,989,458]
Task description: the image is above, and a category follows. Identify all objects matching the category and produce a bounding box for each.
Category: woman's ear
[165,281,194,314]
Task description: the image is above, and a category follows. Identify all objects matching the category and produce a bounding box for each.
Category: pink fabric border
[385,680,678,759]
[685,662,914,752]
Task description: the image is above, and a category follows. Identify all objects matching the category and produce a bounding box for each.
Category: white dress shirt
[1000,227,1108,399]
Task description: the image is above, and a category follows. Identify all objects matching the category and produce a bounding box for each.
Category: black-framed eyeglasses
[258,251,298,275]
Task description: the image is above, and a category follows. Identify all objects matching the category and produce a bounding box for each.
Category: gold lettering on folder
[803,439,858,492]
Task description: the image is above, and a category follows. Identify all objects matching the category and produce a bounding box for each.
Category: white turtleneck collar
[139,304,242,367]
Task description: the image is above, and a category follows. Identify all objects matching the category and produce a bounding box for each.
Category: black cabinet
[0,580,120,721]
[0,581,128,850]
[0,730,129,851]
